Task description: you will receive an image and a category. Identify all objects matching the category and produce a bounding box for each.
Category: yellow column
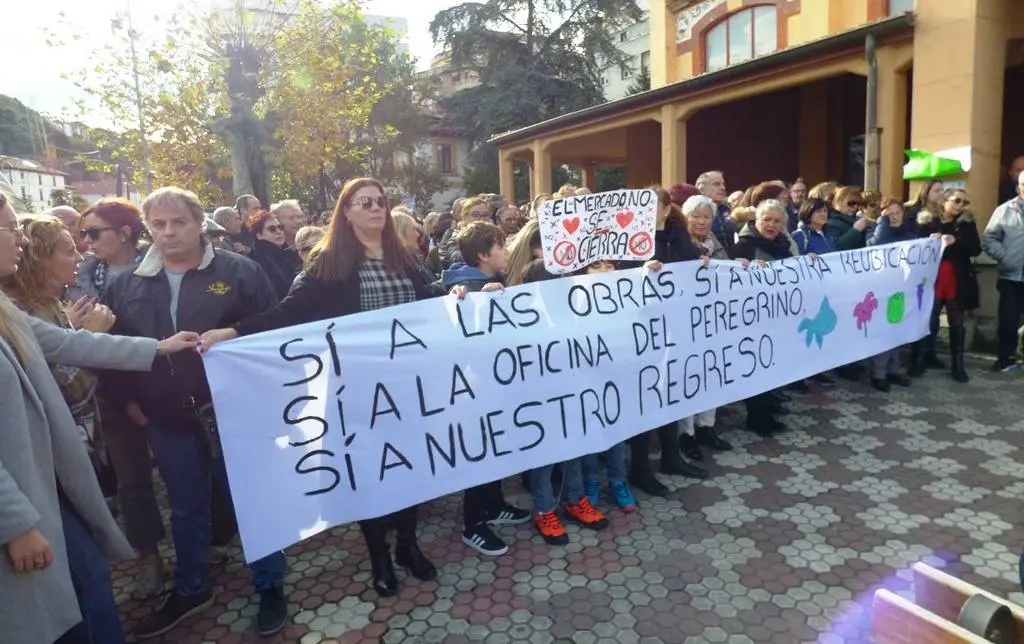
[910,0,1012,229]
[876,46,910,199]
[660,104,686,187]
[498,148,516,203]
[648,0,677,88]
[531,139,552,197]
[797,82,828,185]
[580,164,597,191]
[625,122,662,188]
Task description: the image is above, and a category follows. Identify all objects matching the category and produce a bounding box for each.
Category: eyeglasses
[80,226,114,240]
[352,196,388,210]
[847,201,861,208]
[264,224,283,233]
[952,197,970,206]
[0,224,22,235]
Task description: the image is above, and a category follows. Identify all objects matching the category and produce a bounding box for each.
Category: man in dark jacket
[102,187,289,639]
[695,170,736,252]
[441,221,530,556]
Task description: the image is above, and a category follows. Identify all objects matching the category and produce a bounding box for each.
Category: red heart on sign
[562,217,581,235]
[615,211,634,229]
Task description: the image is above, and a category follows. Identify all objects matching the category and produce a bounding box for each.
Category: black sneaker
[462,524,509,556]
[992,358,1019,373]
[135,588,215,640]
[488,504,531,526]
[256,587,288,636]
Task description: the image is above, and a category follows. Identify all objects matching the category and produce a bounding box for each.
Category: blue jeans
[581,442,627,486]
[147,423,286,596]
[529,458,584,512]
[58,497,125,644]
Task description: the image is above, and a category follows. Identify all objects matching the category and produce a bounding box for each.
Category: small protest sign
[539,189,657,274]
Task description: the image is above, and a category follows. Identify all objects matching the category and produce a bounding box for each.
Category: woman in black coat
[204,178,441,598]
[913,188,981,382]
[627,189,706,499]
[245,211,302,300]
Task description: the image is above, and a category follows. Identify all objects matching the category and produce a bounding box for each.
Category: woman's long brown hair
[307,177,419,282]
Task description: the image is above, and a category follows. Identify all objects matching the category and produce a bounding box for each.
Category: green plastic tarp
[903,149,965,180]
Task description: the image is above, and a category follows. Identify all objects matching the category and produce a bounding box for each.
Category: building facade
[492,0,1022,239]
[0,155,67,213]
[601,14,653,101]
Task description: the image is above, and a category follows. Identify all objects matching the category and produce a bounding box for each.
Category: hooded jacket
[441,262,502,292]
[983,197,1024,283]
[791,223,838,255]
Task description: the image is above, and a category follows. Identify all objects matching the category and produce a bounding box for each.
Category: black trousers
[359,505,418,556]
[996,279,1024,362]
[463,480,504,530]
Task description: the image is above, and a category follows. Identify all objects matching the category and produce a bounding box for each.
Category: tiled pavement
[114,358,1024,644]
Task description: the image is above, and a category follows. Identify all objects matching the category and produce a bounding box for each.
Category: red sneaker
[564,497,609,530]
[534,510,568,545]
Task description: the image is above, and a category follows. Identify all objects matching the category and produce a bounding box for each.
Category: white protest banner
[203,239,941,562]
[539,189,657,274]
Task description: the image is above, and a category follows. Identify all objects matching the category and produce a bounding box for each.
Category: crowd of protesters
[2,162,1023,643]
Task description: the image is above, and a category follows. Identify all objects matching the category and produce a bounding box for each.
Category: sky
[0,0,460,122]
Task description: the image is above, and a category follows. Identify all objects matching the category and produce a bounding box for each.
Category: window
[619,31,628,43]
[621,58,635,80]
[889,0,913,14]
[704,6,778,73]
[438,144,454,175]
[39,188,44,202]
[640,51,651,73]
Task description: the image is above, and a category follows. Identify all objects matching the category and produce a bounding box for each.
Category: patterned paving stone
[114,358,1024,643]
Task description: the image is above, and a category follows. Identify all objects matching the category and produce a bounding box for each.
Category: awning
[489,12,915,148]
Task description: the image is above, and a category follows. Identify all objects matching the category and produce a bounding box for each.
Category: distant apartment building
[0,155,67,213]
[600,12,652,101]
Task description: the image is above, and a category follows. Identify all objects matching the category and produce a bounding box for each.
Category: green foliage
[430,0,643,192]
[596,165,627,191]
[49,188,73,207]
[0,96,40,157]
[626,66,651,96]
[393,151,449,212]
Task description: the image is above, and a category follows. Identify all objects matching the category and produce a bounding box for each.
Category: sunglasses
[952,197,970,206]
[353,196,388,209]
[847,201,861,208]
[80,226,114,240]
[264,224,283,233]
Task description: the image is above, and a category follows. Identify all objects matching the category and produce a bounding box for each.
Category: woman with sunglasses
[201,177,442,598]
[824,185,871,251]
[915,188,981,382]
[246,210,301,301]
[73,199,147,301]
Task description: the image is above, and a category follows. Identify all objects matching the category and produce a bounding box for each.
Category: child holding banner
[575,260,639,514]
[442,221,531,556]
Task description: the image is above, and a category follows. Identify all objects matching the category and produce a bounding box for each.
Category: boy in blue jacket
[442,222,531,556]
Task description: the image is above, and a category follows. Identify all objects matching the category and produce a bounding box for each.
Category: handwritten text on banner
[539,189,657,274]
[203,239,942,562]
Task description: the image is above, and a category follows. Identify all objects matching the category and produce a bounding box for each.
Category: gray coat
[0,296,158,644]
[983,197,1024,283]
